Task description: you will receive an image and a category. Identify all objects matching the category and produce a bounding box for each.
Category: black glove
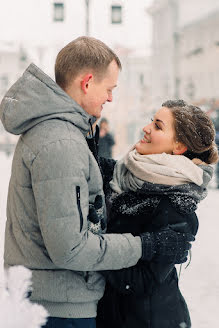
[87,195,106,232]
[140,227,194,264]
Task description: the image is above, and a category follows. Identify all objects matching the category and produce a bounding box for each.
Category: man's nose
[107,94,113,102]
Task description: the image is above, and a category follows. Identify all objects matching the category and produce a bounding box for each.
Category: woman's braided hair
[162,99,219,164]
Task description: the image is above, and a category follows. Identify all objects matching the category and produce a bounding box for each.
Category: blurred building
[148,0,219,115]
[0,41,34,99]
[0,0,152,77]
[0,0,153,156]
[0,41,34,154]
[179,10,219,103]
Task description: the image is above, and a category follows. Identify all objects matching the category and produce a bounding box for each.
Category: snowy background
[0,151,219,327]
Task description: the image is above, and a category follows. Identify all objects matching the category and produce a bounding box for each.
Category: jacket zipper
[76,186,83,232]
[76,186,89,283]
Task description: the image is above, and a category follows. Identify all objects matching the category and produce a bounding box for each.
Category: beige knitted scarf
[109,149,204,194]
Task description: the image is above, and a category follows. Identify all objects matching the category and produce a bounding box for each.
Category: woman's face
[135,107,178,155]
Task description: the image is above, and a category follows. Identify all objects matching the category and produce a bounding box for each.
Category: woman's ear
[173,141,187,155]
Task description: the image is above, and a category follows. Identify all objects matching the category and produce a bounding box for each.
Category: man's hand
[140,227,195,263]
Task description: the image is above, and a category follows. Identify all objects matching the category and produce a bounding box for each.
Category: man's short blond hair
[55,36,122,90]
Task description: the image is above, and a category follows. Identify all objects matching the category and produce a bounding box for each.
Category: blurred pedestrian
[97,100,218,328]
[98,118,115,158]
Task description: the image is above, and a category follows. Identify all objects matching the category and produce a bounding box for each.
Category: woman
[95,100,219,328]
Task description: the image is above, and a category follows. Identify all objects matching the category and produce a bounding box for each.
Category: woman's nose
[143,124,151,134]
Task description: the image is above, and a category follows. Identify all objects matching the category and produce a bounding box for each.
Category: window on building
[139,74,144,86]
[111,5,122,24]
[19,48,27,62]
[186,47,203,58]
[53,2,64,22]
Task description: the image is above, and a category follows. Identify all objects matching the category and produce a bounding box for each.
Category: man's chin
[94,111,101,119]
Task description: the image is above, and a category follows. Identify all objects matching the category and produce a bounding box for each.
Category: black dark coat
[97,158,199,328]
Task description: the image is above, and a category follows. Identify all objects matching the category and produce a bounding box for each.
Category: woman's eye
[151,118,161,130]
[155,123,161,130]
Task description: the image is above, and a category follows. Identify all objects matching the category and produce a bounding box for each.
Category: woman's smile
[141,135,151,143]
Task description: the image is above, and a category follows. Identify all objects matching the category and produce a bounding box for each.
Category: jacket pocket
[76,186,83,232]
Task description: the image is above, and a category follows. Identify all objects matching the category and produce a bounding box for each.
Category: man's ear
[173,141,187,155]
[81,74,93,94]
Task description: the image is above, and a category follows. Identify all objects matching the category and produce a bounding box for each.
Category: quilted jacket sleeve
[31,139,142,271]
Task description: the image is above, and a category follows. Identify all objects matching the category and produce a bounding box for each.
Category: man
[0,37,193,328]
[98,118,115,158]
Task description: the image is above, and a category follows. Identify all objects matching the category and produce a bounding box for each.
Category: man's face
[81,60,119,118]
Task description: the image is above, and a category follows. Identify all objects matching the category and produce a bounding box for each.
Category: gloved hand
[87,195,106,233]
[140,227,195,264]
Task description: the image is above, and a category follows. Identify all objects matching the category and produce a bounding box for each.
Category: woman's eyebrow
[155,118,165,126]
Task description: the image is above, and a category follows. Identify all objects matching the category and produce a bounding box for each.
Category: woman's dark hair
[162,99,219,164]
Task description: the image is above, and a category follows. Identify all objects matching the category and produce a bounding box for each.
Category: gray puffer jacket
[0,63,141,318]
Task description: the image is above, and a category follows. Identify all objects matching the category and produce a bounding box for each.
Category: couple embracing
[0,36,218,328]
